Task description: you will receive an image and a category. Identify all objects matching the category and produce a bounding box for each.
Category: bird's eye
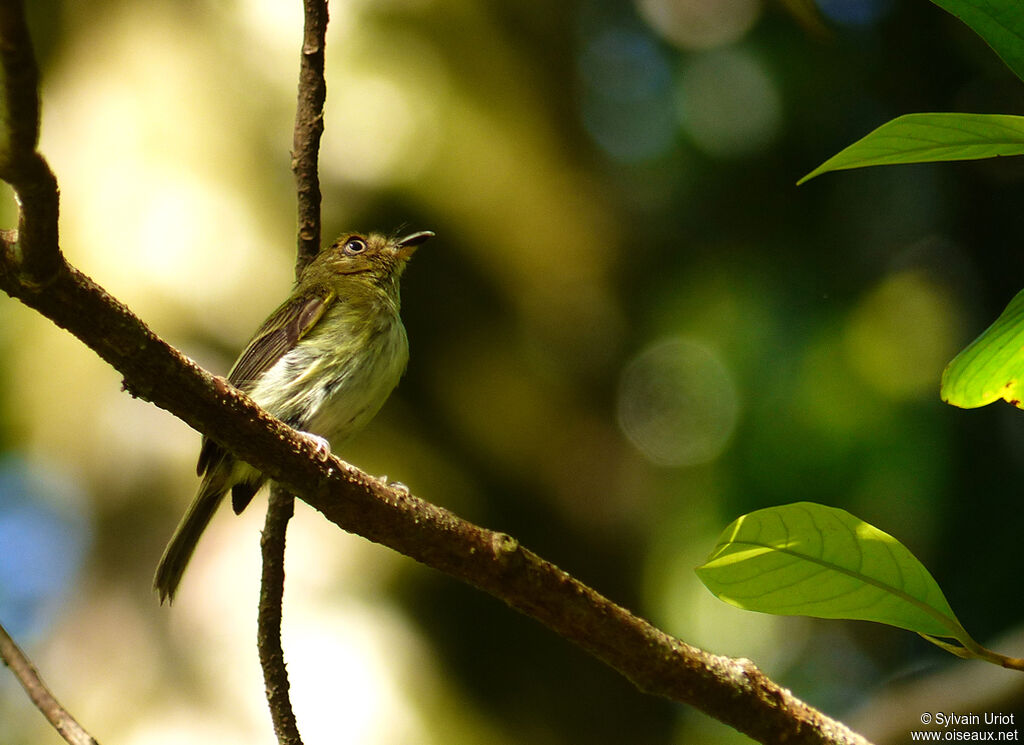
[343,238,367,255]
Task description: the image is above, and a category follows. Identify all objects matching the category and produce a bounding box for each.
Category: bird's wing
[227,284,336,390]
[196,283,335,477]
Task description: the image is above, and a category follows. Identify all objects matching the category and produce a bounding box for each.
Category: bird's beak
[394,230,434,260]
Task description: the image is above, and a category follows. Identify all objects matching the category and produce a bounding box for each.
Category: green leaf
[941,288,1024,409]
[798,113,1024,184]
[929,0,1024,83]
[696,502,965,640]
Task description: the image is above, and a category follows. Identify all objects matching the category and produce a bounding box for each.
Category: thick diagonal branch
[0,2,870,743]
[0,250,872,745]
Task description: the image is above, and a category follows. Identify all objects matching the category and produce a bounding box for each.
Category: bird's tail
[153,468,230,604]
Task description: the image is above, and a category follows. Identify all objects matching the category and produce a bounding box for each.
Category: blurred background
[2,0,1024,743]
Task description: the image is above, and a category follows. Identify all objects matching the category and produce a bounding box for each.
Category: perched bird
[154,229,433,603]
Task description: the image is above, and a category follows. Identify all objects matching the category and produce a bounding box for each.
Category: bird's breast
[247,309,409,446]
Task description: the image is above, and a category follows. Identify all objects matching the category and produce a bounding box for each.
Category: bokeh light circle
[637,0,761,50]
[676,47,782,158]
[618,337,740,466]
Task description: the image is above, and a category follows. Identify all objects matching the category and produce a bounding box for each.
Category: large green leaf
[942,288,1024,409]
[930,0,1024,83]
[798,113,1024,184]
[696,502,964,640]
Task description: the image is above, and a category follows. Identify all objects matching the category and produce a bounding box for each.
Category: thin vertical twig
[258,486,303,745]
[0,620,101,745]
[291,0,329,275]
[258,1,329,743]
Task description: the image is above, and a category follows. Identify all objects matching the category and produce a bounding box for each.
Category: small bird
[154,229,433,603]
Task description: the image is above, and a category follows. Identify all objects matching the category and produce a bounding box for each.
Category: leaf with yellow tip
[942,289,1024,409]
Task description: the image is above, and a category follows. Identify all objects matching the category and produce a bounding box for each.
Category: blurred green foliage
[2,0,1024,743]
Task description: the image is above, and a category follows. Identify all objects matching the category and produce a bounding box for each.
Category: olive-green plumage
[154,229,433,603]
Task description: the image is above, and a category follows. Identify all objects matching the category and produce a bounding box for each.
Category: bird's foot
[299,431,332,461]
[376,475,410,495]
